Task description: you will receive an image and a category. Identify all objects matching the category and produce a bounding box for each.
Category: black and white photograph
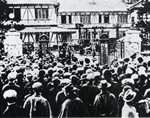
[0,0,150,117]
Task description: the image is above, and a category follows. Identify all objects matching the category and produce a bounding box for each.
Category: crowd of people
[0,46,150,118]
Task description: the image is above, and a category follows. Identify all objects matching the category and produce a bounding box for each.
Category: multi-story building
[57,0,139,49]
[6,0,76,53]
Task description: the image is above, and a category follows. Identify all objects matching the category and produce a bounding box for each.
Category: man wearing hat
[2,72,22,104]
[84,58,91,73]
[46,77,61,117]
[93,80,119,117]
[58,83,89,118]
[79,73,100,116]
[2,89,26,117]
[121,89,139,118]
[23,82,52,118]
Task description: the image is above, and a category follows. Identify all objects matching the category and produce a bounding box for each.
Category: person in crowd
[23,82,52,118]
[121,89,139,118]
[2,72,23,105]
[93,79,119,117]
[79,72,100,116]
[2,89,26,117]
[1,43,150,118]
[58,83,89,118]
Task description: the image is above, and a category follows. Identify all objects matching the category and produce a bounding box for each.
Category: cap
[3,89,17,99]
[7,72,17,81]
[32,82,42,90]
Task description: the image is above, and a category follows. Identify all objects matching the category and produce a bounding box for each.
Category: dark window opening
[35,8,48,19]
[14,8,21,22]
[80,15,90,24]
[69,15,72,24]
[104,15,109,23]
[99,15,102,23]
[61,15,66,24]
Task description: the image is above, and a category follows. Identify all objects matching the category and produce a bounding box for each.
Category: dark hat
[85,58,90,64]
[130,53,136,59]
[57,68,64,75]
[98,80,111,89]
[16,66,25,73]
[64,83,74,92]
[137,57,143,63]
[38,69,46,77]
[72,64,78,70]
[16,55,23,60]
[72,57,78,62]
[70,75,79,84]
[123,89,136,102]
[103,69,112,78]
[52,77,60,85]
[80,74,87,81]
[124,58,130,62]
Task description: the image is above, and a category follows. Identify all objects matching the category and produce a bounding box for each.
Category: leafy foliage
[0,0,9,22]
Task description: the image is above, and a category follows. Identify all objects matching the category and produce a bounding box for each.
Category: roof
[128,0,143,11]
[57,0,130,12]
[6,0,58,5]
[20,27,77,33]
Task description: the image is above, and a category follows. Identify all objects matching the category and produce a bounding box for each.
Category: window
[42,8,48,19]
[35,8,48,19]
[104,15,109,23]
[118,14,128,23]
[68,15,72,24]
[14,9,21,21]
[80,15,90,24]
[99,15,102,23]
[61,15,66,24]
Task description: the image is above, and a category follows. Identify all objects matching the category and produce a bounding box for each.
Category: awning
[20,27,77,33]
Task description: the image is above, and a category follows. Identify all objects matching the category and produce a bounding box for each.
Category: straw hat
[123,89,136,102]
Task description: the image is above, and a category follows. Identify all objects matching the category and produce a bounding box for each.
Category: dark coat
[79,85,100,116]
[93,91,119,117]
[3,104,26,117]
[58,97,89,118]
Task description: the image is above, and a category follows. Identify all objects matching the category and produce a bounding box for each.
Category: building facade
[57,0,139,50]
[6,0,76,53]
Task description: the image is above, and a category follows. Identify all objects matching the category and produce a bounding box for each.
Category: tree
[0,0,10,32]
[0,0,9,23]
[135,0,150,51]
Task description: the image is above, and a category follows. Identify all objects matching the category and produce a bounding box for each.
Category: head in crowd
[3,89,17,103]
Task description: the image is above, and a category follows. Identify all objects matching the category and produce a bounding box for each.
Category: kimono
[58,97,89,118]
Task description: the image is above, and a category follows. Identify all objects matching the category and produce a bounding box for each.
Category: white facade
[4,29,23,57]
